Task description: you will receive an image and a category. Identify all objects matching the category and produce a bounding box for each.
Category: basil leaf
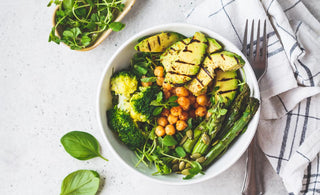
[61,131,108,161]
[169,102,179,107]
[150,100,162,106]
[153,107,163,116]
[162,135,177,146]
[141,77,157,83]
[60,170,100,195]
[175,146,186,157]
[109,22,125,32]
[156,92,163,102]
[167,96,178,102]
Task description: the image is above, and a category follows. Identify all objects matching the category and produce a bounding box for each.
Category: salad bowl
[97,23,260,185]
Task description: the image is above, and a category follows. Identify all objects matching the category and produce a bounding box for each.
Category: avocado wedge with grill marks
[186,55,219,96]
[186,50,244,95]
[135,32,185,52]
[161,38,191,71]
[208,51,245,71]
[207,38,222,54]
[161,32,208,84]
[214,70,238,106]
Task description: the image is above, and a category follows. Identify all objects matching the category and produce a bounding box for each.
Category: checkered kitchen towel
[186,0,320,194]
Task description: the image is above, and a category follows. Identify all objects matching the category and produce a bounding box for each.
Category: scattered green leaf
[60,170,100,195]
[61,131,108,162]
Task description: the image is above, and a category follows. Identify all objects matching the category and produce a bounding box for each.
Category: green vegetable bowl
[97,23,260,184]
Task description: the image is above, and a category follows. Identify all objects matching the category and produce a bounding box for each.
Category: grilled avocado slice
[135,32,185,52]
[214,70,238,107]
[161,38,191,71]
[162,32,208,84]
[208,51,245,71]
[207,38,222,54]
[186,56,218,96]
[186,50,244,95]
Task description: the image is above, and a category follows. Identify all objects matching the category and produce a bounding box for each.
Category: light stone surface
[0,0,318,194]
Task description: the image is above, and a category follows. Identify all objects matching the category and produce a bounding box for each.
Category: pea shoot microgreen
[48,0,125,50]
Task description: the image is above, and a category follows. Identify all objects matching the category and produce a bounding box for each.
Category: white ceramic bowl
[97,23,260,185]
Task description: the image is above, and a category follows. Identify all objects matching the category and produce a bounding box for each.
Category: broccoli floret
[107,107,145,150]
[130,86,160,122]
[111,70,138,97]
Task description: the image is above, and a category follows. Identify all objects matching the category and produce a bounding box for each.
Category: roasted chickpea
[141,76,152,87]
[164,90,171,99]
[165,124,176,135]
[154,66,164,77]
[168,114,178,124]
[161,108,170,117]
[170,106,182,117]
[189,95,196,104]
[176,120,188,131]
[170,87,177,95]
[156,76,164,86]
[179,111,189,121]
[197,95,209,106]
[175,87,189,97]
[163,82,172,91]
[177,96,190,111]
[195,106,207,117]
[155,126,165,137]
[157,117,168,127]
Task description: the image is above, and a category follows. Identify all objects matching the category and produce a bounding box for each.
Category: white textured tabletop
[1,0,319,194]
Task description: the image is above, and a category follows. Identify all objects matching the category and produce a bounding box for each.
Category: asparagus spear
[201,97,260,168]
[182,119,208,153]
[216,83,250,139]
[191,100,227,155]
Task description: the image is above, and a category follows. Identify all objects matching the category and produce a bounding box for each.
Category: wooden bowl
[52,0,136,51]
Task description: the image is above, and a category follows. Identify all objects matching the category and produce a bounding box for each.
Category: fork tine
[262,20,267,62]
[255,20,261,61]
[249,21,255,62]
[242,19,248,55]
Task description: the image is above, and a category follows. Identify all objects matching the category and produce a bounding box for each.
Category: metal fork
[241,20,267,195]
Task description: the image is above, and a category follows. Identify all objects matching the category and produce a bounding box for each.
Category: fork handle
[242,136,264,195]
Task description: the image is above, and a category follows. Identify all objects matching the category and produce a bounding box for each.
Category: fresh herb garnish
[183,161,204,180]
[61,131,108,162]
[48,0,125,50]
[60,170,100,195]
[175,146,186,158]
[150,92,179,116]
[109,22,125,32]
[162,135,178,146]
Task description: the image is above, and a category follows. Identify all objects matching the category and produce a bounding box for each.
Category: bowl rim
[96,22,260,185]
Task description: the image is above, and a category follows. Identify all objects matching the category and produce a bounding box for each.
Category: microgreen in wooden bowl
[48,0,135,51]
